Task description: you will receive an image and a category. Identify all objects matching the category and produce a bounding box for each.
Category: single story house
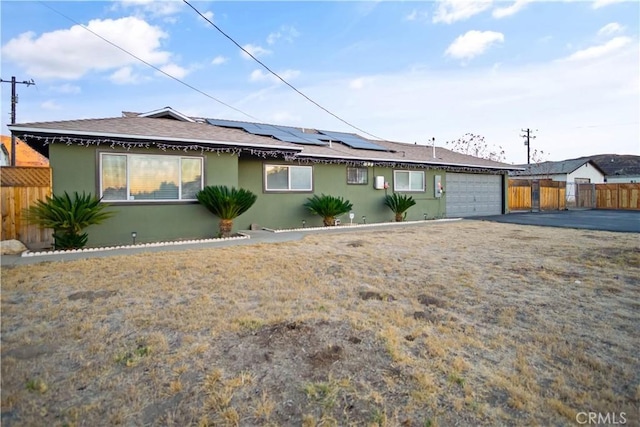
[0,135,50,167]
[9,107,516,247]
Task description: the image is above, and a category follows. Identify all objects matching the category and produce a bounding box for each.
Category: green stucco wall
[49,144,238,246]
[49,145,453,246]
[238,159,447,230]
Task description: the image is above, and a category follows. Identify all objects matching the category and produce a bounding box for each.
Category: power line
[182,0,385,140]
[38,1,260,122]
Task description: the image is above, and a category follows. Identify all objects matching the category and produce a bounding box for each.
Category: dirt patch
[1,221,638,426]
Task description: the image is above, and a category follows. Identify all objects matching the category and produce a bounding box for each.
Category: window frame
[98,152,204,203]
[393,170,425,192]
[346,166,368,185]
[264,164,313,192]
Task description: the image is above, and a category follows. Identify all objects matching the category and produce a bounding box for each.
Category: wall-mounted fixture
[374,176,385,189]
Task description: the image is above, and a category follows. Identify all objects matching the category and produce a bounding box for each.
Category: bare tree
[530,148,547,164]
[445,133,506,162]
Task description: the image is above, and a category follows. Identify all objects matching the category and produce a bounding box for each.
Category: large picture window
[347,167,368,185]
[394,170,425,192]
[265,165,312,191]
[100,153,203,201]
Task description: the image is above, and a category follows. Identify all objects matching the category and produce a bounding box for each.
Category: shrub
[24,192,114,250]
[384,193,417,222]
[304,194,353,227]
[196,185,257,237]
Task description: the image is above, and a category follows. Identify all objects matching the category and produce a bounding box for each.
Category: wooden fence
[508,179,566,211]
[595,183,640,209]
[1,167,53,249]
[509,180,640,211]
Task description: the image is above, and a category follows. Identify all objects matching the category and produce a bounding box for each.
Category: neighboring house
[582,154,640,184]
[0,135,50,167]
[510,158,606,203]
[8,107,517,247]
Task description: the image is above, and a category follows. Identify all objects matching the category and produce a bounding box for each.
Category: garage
[445,173,504,217]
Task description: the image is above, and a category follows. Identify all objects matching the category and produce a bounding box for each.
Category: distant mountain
[576,154,640,176]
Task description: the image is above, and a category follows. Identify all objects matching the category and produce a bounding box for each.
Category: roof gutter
[8,125,303,152]
[298,152,522,171]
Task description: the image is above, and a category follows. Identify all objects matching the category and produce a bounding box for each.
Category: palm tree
[384,193,416,222]
[196,185,257,237]
[304,194,353,226]
[24,191,114,250]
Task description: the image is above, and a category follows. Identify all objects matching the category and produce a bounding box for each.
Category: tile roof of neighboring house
[8,109,516,171]
[0,135,49,167]
[510,159,605,176]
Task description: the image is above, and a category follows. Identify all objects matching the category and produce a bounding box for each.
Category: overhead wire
[182,0,386,140]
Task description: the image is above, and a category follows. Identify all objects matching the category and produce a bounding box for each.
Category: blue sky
[1,0,638,163]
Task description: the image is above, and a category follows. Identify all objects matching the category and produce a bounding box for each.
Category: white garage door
[445,173,503,217]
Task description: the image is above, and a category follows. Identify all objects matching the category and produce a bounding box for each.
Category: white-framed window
[264,165,313,191]
[347,167,368,185]
[100,153,203,201]
[394,170,425,192]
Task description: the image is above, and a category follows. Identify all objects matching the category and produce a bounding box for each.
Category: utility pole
[520,128,536,164]
[1,76,36,166]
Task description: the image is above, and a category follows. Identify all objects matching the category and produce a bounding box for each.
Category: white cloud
[598,22,624,37]
[40,100,62,110]
[49,83,81,94]
[158,63,189,79]
[405,9,429,22]
[492,0,533,19]
[241,44,272,59]
[1,17,172,80]
[349,77,374,90]
[201,11,214,22]
[564,36,631,61]
[116,0,183,16]
[211,55,228,65]
[592,0,626,9]
[433,0,493,24]
[445,30,505,60]
[109,66,143,84]
[266,26,300,45]
[249,69,300,83]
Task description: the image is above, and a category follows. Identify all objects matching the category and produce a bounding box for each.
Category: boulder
[1,240,28,255]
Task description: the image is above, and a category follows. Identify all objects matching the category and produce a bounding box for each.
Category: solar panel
[319,130,388,151]
[205,118,246,129]
[206,118,330,146]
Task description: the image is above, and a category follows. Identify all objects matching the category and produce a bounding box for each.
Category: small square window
[347,167,368,185]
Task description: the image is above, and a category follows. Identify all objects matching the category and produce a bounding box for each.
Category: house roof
[0,135,49,167]
[510,159,606,176]
[8,108,516,172]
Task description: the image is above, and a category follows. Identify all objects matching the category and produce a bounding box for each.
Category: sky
[1,0,638,164]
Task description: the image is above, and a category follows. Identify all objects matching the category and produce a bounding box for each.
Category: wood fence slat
[1,166,53,248]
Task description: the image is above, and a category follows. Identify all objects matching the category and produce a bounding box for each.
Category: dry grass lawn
[1,221,639,426]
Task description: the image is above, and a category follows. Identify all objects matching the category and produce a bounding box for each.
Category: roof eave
[8,125,303,151]
[298,152,518,170]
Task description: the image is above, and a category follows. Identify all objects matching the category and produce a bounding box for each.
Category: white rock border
[263,218,461,233]
[21,233,251,257]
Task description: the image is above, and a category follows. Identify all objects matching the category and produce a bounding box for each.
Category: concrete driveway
[470,209,640,233]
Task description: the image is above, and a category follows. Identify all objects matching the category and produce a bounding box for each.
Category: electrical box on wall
[374,176,385,190]
[435,175,443,198]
